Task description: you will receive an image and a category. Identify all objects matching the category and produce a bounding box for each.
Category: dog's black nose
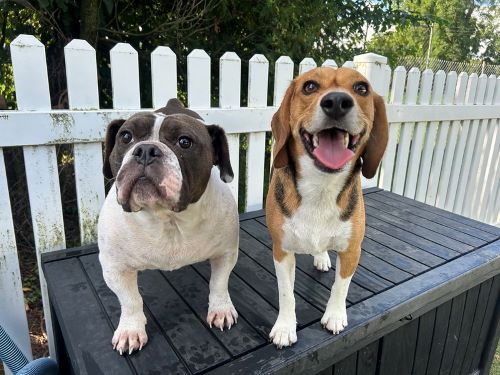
[133,144,163,166]
[320,92,354,119]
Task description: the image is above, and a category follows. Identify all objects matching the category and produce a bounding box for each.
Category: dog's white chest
[281,157,352,255]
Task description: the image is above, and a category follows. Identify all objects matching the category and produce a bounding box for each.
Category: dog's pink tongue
[312,129,354,170]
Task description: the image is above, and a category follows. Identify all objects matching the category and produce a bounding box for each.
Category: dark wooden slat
[364,226,443,267]
[294,252,380,300]
[333,352,357,375]
[426,300,453,374]
[365,195,486,247]
[479,275,500,375]
[375,190,500,237]
[43,258,136,375]
[162,266,266,356]
[193,261,279,338]
[245,219,375,301]
[378,318,419,375]
[362,237,428,276]
[138,270,231,373]
[411,309,437,375]
[233,249,323,325]
[362,187,383,194]
[438,292,467,374]
[356,339,379,375]
[79,254,189,375]
[357,250,411,284]
[366,213,460,260]
[365,206,473,254]
[468,275,500,374]
[239,209,265,221]
[459,278,494,375]
[449,284,481,375]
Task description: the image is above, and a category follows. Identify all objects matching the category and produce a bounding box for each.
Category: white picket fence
[0,34,499,370]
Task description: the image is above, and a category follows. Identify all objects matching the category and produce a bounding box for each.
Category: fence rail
[0,34,499,371]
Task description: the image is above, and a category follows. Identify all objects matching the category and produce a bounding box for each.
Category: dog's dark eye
[120,131,133,144]
[178,136,192,149]
[353,82,369,96]
[303,80,319,95]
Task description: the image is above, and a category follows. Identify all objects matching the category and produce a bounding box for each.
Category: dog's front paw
[112,315,148,355]
[313,252,332,272]
[270,318,297,349]
[321,306,348,334]
[207,300,238,331]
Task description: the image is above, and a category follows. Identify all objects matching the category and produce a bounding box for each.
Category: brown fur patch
[338,192,365,278]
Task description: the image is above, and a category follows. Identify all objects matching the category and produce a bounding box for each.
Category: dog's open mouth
[301,127,360,172]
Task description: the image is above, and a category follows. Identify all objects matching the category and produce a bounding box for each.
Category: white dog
[98,99,239,355]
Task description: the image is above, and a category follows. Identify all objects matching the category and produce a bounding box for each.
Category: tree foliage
[1,0,421,108]
[367,0,499,65]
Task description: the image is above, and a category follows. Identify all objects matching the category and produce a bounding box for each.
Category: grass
[492,343,500,375]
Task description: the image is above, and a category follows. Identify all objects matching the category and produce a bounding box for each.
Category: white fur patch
[281,155,352,255]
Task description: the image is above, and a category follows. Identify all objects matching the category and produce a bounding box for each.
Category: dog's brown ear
[362,93,388,179]
[103,119,126,179]
[207,124,234,183]
[272,82,295,169]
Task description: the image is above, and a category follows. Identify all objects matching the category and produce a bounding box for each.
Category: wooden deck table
[41,188,500,375]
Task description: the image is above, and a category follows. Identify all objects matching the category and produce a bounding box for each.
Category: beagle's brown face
[272,67,388,178]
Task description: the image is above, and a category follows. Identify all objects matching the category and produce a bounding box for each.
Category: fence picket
[435,72,468,208]
[299,58,316,74]
[392,67,420,195]
[464,75,497,218]
[246,54,268,211]
[0,149,32,372]
[188,49,211,108]
[151,46,177,108]
[219,52,241,202]
[453,73,487,214]
[404,69,433,199]
[322,59,337,69]
[425,71,457,205]
[415,70,446,202]
[484,78,500,223]
[444,73,477,211]
[65,39,105,245]
[110,43,140,109]
[343,61,356,69]
[379,66,406,191]
[10,35,66,359]
[273,56,294,106]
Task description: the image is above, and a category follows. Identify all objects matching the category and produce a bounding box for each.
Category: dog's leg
[313,251,332,272]
[321,248,359,334]
[102,266,147,355]
[207,251,238,330]
[270,249,297,348]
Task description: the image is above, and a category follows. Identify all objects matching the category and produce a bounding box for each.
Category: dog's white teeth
[344,132,349,148]
[313,134,319,148]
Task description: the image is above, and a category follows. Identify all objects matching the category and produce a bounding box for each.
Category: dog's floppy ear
[103,119,126,179]
[362,93,388,179]
[206,124,234,183]
[272,82,295,169]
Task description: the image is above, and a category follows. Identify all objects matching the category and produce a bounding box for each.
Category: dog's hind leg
[102,266,147,355]
[207,250,239,330]
[313,251,332,272]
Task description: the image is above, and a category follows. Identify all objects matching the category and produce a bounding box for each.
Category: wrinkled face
[273,67,387,176]
[105,113,222,212]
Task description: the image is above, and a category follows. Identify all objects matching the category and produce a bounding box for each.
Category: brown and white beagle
[265,67,388,348]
